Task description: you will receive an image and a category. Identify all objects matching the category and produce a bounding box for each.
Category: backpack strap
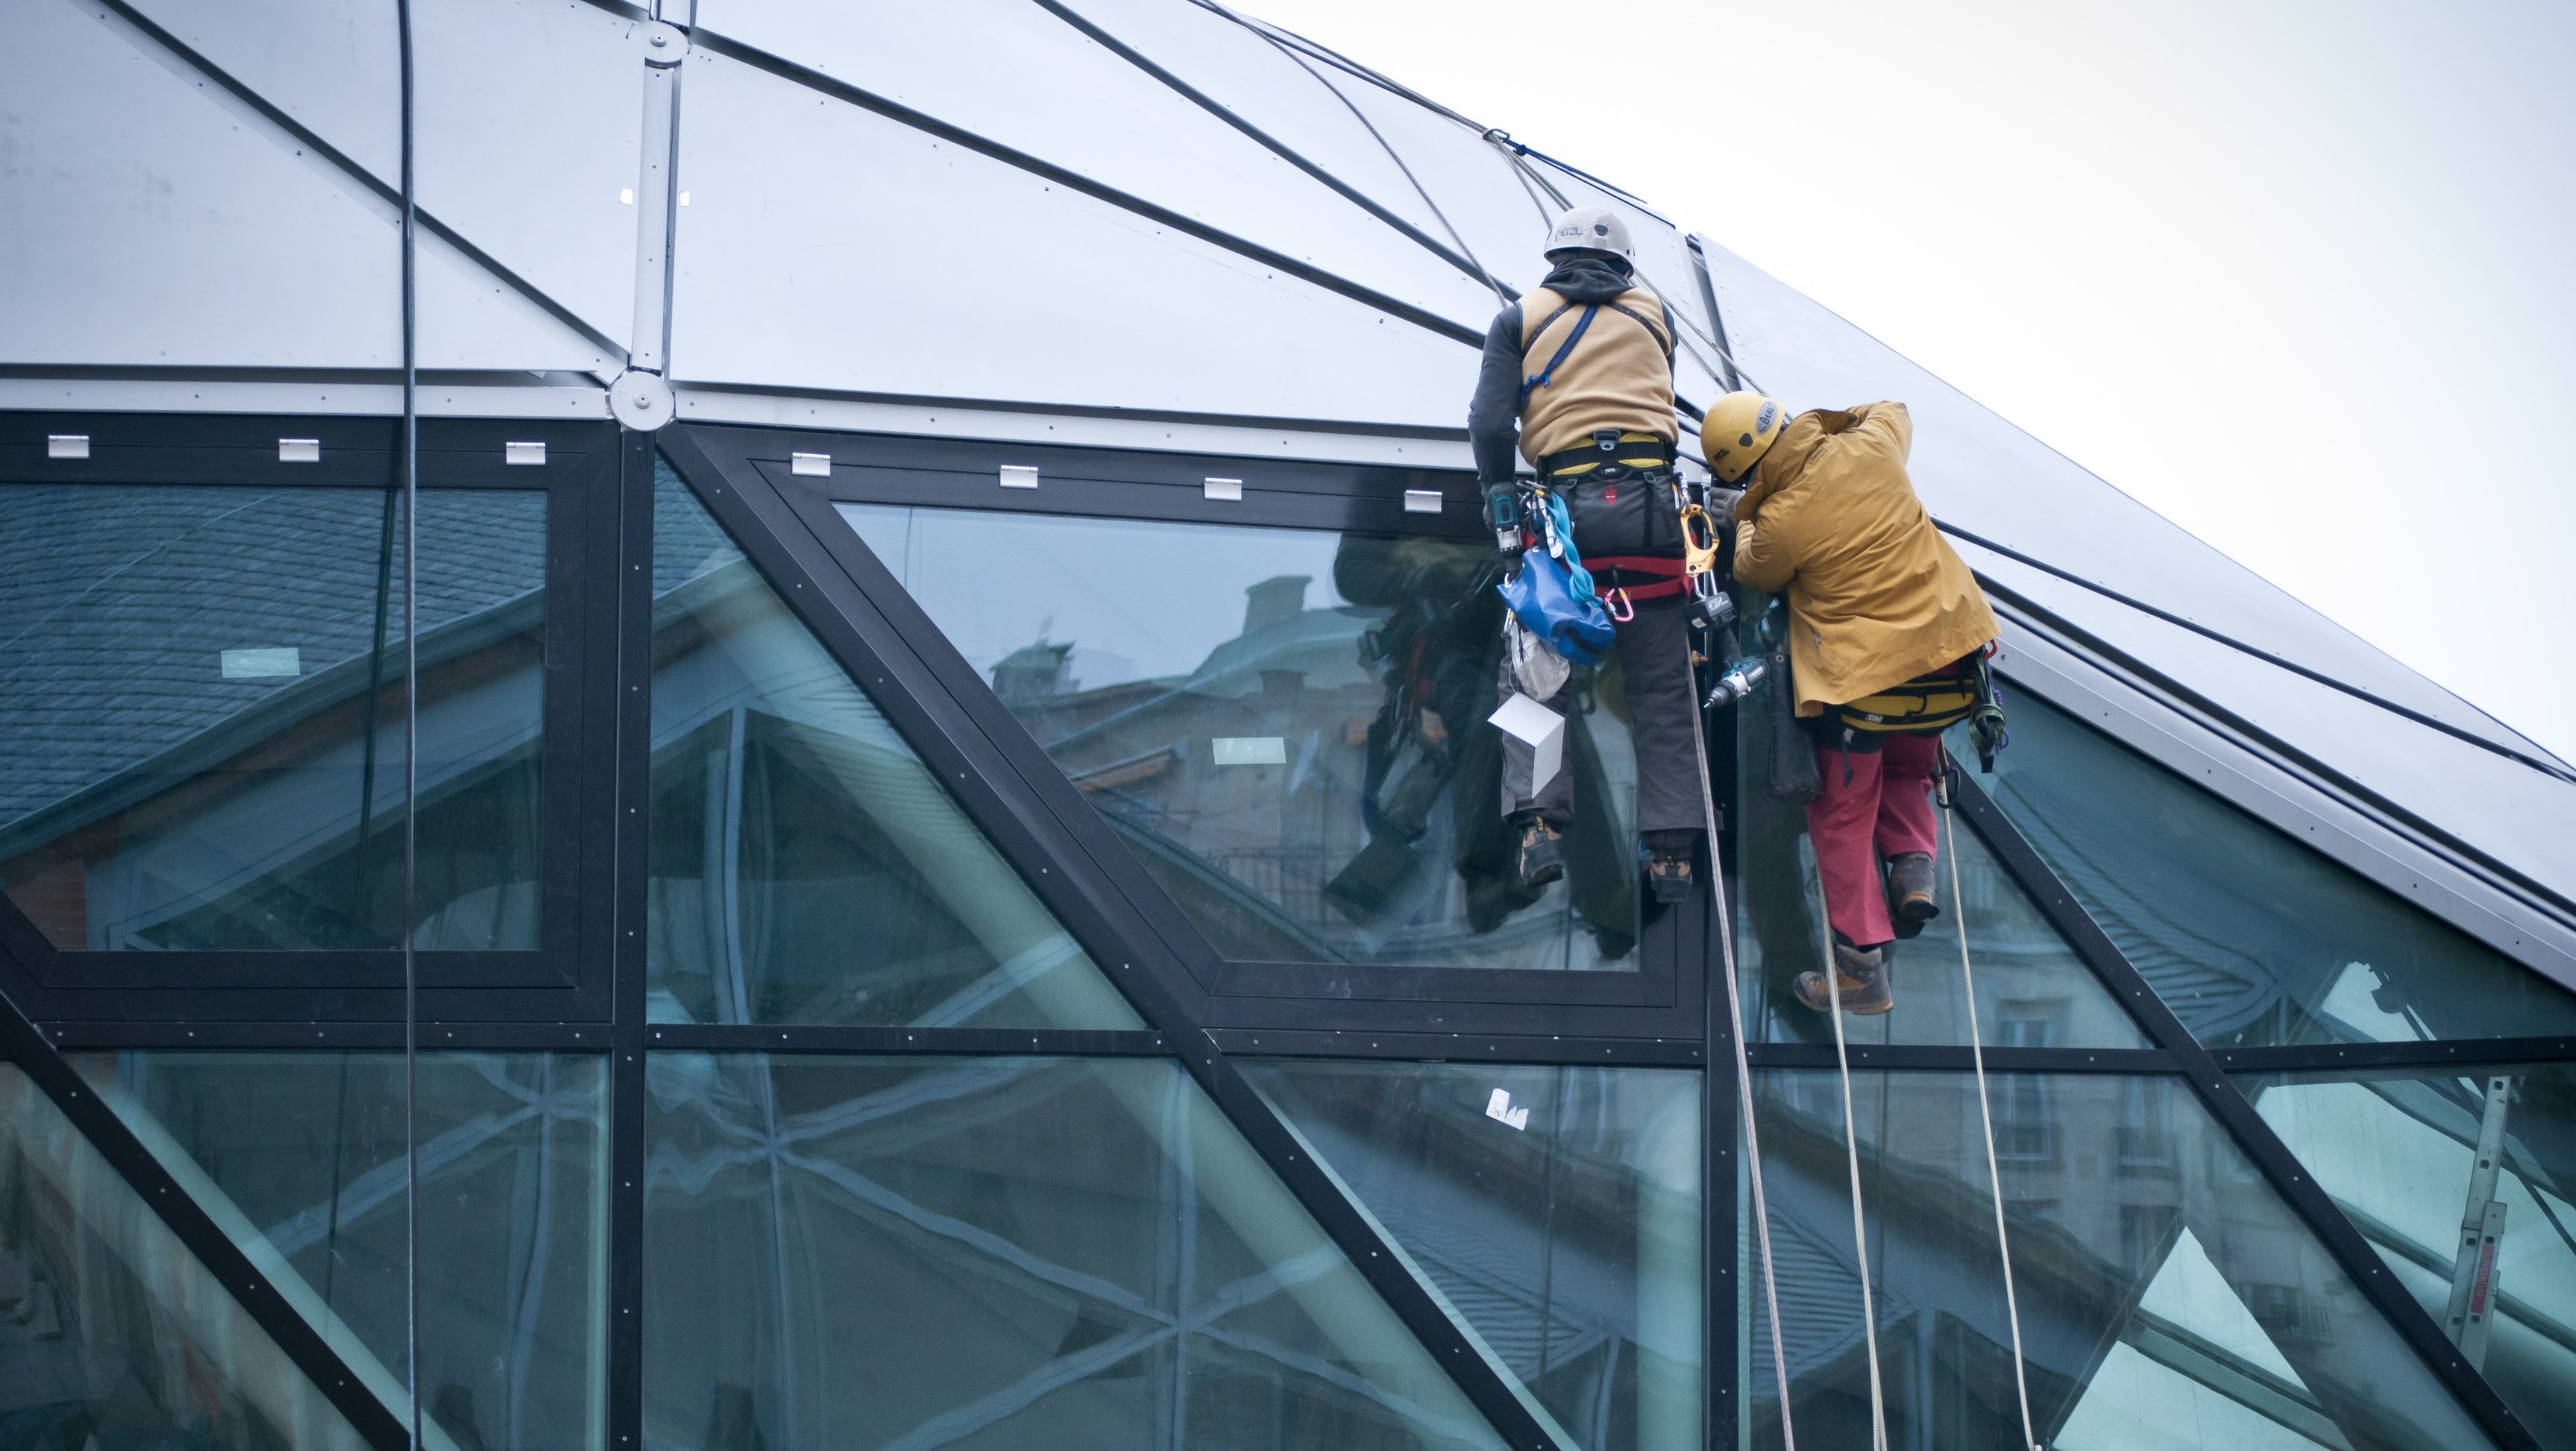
[1520,304,1600,403]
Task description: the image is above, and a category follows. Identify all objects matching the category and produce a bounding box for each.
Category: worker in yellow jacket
[1706,394,1998,1013]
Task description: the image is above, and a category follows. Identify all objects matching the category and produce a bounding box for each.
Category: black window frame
[0,412,618,1024]
[660,421,1710,1038]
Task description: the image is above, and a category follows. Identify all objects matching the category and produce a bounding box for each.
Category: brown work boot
[1511,815,1565,893]
[1885,852,1939,940]
[1794,939,1892,1015]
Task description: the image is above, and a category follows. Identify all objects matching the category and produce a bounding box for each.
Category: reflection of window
[2119,1203,2179,1271]
[0,485,547,951]
[2120,1076,2177,1172]
[838,502,1642,973]
[1994,1016,2055,1161]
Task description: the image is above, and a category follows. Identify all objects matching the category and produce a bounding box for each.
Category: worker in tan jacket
[1706,394,1999,1013]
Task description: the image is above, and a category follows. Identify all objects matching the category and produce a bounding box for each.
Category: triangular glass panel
[643,1052,1507,1450]
[1981,692,2576,1048]
[71,1050,606,1451]
[0,1064,371,1445]
[1732,687,2150,1046]
[647,459,1140,1029]
[1244,1058,1702,1451]
[1744,1068,2498,1451]
[2238,1063,2576,1441]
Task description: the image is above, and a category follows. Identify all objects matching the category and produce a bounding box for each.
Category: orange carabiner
[1679,503,1720,577]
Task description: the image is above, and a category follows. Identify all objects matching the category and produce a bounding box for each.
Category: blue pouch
[1498,533,1615,667]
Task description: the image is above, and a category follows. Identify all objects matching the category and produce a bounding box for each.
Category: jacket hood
[1536,255,1636,304]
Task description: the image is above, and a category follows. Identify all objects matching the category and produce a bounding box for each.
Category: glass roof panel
[1982,691,2576,1046]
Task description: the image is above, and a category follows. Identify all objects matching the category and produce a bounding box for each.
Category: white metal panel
[667,50,1474,427]
[0,0,617,374]
[1697,237,2548,756]
[688,0,1499,331]
[126,0,646,350]
[1002,0,1454,241]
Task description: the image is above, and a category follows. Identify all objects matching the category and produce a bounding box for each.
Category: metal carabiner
[1679,503,1721,578]
[1604,586,1636,623]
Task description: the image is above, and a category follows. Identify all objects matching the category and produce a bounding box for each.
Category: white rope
[1683,675,1798,1451]
[1809,863,1892,1451]
[1943,772,2042,1451]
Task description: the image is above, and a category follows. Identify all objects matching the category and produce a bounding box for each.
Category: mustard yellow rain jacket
[1730,402,1999,717]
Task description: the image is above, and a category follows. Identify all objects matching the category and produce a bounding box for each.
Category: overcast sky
[1246,0,2576,759]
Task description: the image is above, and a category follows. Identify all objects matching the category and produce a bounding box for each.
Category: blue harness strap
[1519,304,1599,403]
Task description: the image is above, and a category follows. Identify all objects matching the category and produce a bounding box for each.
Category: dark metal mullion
[676,28,1487,350]
[1953,771,2542,1450]
[603,429,655,1451]
[648,1025,1171,1055]
[0,991,411,1447]
[1023,0,1499,291]
[1746,1043,2178,1074]
[652,435,1571,1451]
[1207,1027,1705,1067]
[37,1020,617,1051]
[2213,1038,2576,1074]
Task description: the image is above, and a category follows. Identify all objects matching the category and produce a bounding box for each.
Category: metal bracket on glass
[790,451,832,478]
[504,440,547,465]
[1403,488,1441,514]
[625,21,688,377]
[2445,1074,2514,1368]
[999,464,1040,490]
[277,438,321,463]
[1203,476,1243,501]
[46,433,89,459]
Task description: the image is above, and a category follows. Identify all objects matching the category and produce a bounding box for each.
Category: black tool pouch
[1561,467,1683,558]
[1764,653,1822,803]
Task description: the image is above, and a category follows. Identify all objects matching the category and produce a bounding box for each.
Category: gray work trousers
[1501,599,1703,837]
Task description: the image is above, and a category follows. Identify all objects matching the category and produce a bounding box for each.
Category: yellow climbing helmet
[1701,391,1790,484]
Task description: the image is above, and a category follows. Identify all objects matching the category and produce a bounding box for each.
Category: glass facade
[0,424,2560,1451]
[0,483,548,952]
[0,1065,368,1448]
[1747,1069,2496,1451]
[1734,684,2149,1047]
[1979,693,2576,1047]
[72,1051,608,1451]
[2242,1066,2576,1449]
[1247,1060,1702,1451]
[839,503,1642,972]
[644,1053,1507,1450]
[649,466,1139,1028]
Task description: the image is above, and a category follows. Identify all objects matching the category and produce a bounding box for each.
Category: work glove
[1707,485,1746,529]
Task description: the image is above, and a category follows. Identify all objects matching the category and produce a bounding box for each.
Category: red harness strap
[1586,554,1690,602]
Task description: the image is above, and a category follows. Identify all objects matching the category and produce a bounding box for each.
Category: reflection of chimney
[990,639,1075,703]
[1243,575,1310,635]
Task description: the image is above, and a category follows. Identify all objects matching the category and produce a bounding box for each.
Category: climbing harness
[1938,758,2042,1451]
[1685,635,1801,1451]
[1806,867,1892,1451]
[1519,303,1598,403]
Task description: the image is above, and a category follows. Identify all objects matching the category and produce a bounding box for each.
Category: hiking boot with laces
[1795,937,1892,1015]
[1885,852,1939,940]
[1511,816,1565,893]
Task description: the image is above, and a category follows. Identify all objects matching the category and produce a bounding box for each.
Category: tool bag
[1498,545,1614,667]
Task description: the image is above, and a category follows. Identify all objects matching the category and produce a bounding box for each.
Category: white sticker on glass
[1485,1089,1530,1131]
[1211,737,1287,767]
[222,647,301,680]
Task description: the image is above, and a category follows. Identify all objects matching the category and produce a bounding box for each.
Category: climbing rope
[1940,760,2041,1451]
[1685,673,1800,1451]
[1807,867,1892,1451]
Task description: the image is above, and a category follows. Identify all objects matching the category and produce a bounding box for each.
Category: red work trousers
[1803,731,1942,948]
